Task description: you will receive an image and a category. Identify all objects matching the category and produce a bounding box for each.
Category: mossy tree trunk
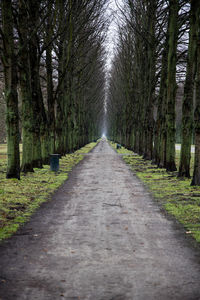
[38,85,50,165]
[178,0,197,178]
[191,4,200,186]
[1,0,20,179]
[137,38,146,156]
[46,46,55,155]
[46,1,55,155]
[143,0,156,160]
[28,0,43,168]
[165,0,179,172]
[55,0,74,155]
[154,37,169,167]
[55,0,66,155]
[18,0,34,173]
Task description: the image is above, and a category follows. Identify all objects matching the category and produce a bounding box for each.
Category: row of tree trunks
[0,0,106,179]
[107,0,200,185]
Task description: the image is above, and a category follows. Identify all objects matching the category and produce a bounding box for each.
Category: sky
[102,0,123,134]
[105,0,123,71]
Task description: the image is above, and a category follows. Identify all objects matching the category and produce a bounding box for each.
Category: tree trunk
[191,130,200,186]
[143,0,156,161]
[28,0,44,168]
[1,0,20,179]
[55,46,65,154]
[178,0,197,178]
[191,4,200,185]
[165,0,179,171]
[156,37,169,167]
[46,4,55,154]
[18,0,34,173]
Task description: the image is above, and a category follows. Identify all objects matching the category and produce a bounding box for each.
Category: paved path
[0,140,200,300]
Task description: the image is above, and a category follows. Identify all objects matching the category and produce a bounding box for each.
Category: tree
[191,2,200,186]
[18,0,34,172]
[178,0,197,178]
[0,0,20,179]
[165,0,179,172]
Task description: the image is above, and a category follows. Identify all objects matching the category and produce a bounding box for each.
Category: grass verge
[109,141,200,244]
[0,142,97,241]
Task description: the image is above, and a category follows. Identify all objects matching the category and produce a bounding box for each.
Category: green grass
[0,142,97,241]
[110,141,200,244]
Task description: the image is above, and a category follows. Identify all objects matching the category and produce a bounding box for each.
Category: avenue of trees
[0,0,107,179]
[107,0,200,185]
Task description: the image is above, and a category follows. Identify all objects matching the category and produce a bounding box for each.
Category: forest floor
[0,139,200,300]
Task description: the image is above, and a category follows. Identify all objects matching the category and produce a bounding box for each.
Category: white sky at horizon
[103,0,124,121]
[105,0,123,72]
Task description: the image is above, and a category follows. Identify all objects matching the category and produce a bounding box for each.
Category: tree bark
[46,1,55,154]
[155,37,168,168]
[28,0,43,168]
[165,0,179,172]
[1,0,20,179]
[143,0,156,160]
[191,3,200,185]
[18,0,34,173]
[178,0,197,178]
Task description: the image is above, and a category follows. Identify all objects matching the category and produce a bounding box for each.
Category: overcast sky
[105,0,123,70]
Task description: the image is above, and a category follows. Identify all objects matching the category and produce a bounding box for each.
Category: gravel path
[0,139,200,300]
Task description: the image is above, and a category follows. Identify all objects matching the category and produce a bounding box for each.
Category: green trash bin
[50,154,60,172]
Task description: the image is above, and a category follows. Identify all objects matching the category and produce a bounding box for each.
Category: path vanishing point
[0,139,200,300]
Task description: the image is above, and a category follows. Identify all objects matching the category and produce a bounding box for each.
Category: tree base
[166,161,177,172]
[191,175,200,186]
[178,169,190,178]
[32,159,43,169]
[21,163,34,173]
[6,172,20,180]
